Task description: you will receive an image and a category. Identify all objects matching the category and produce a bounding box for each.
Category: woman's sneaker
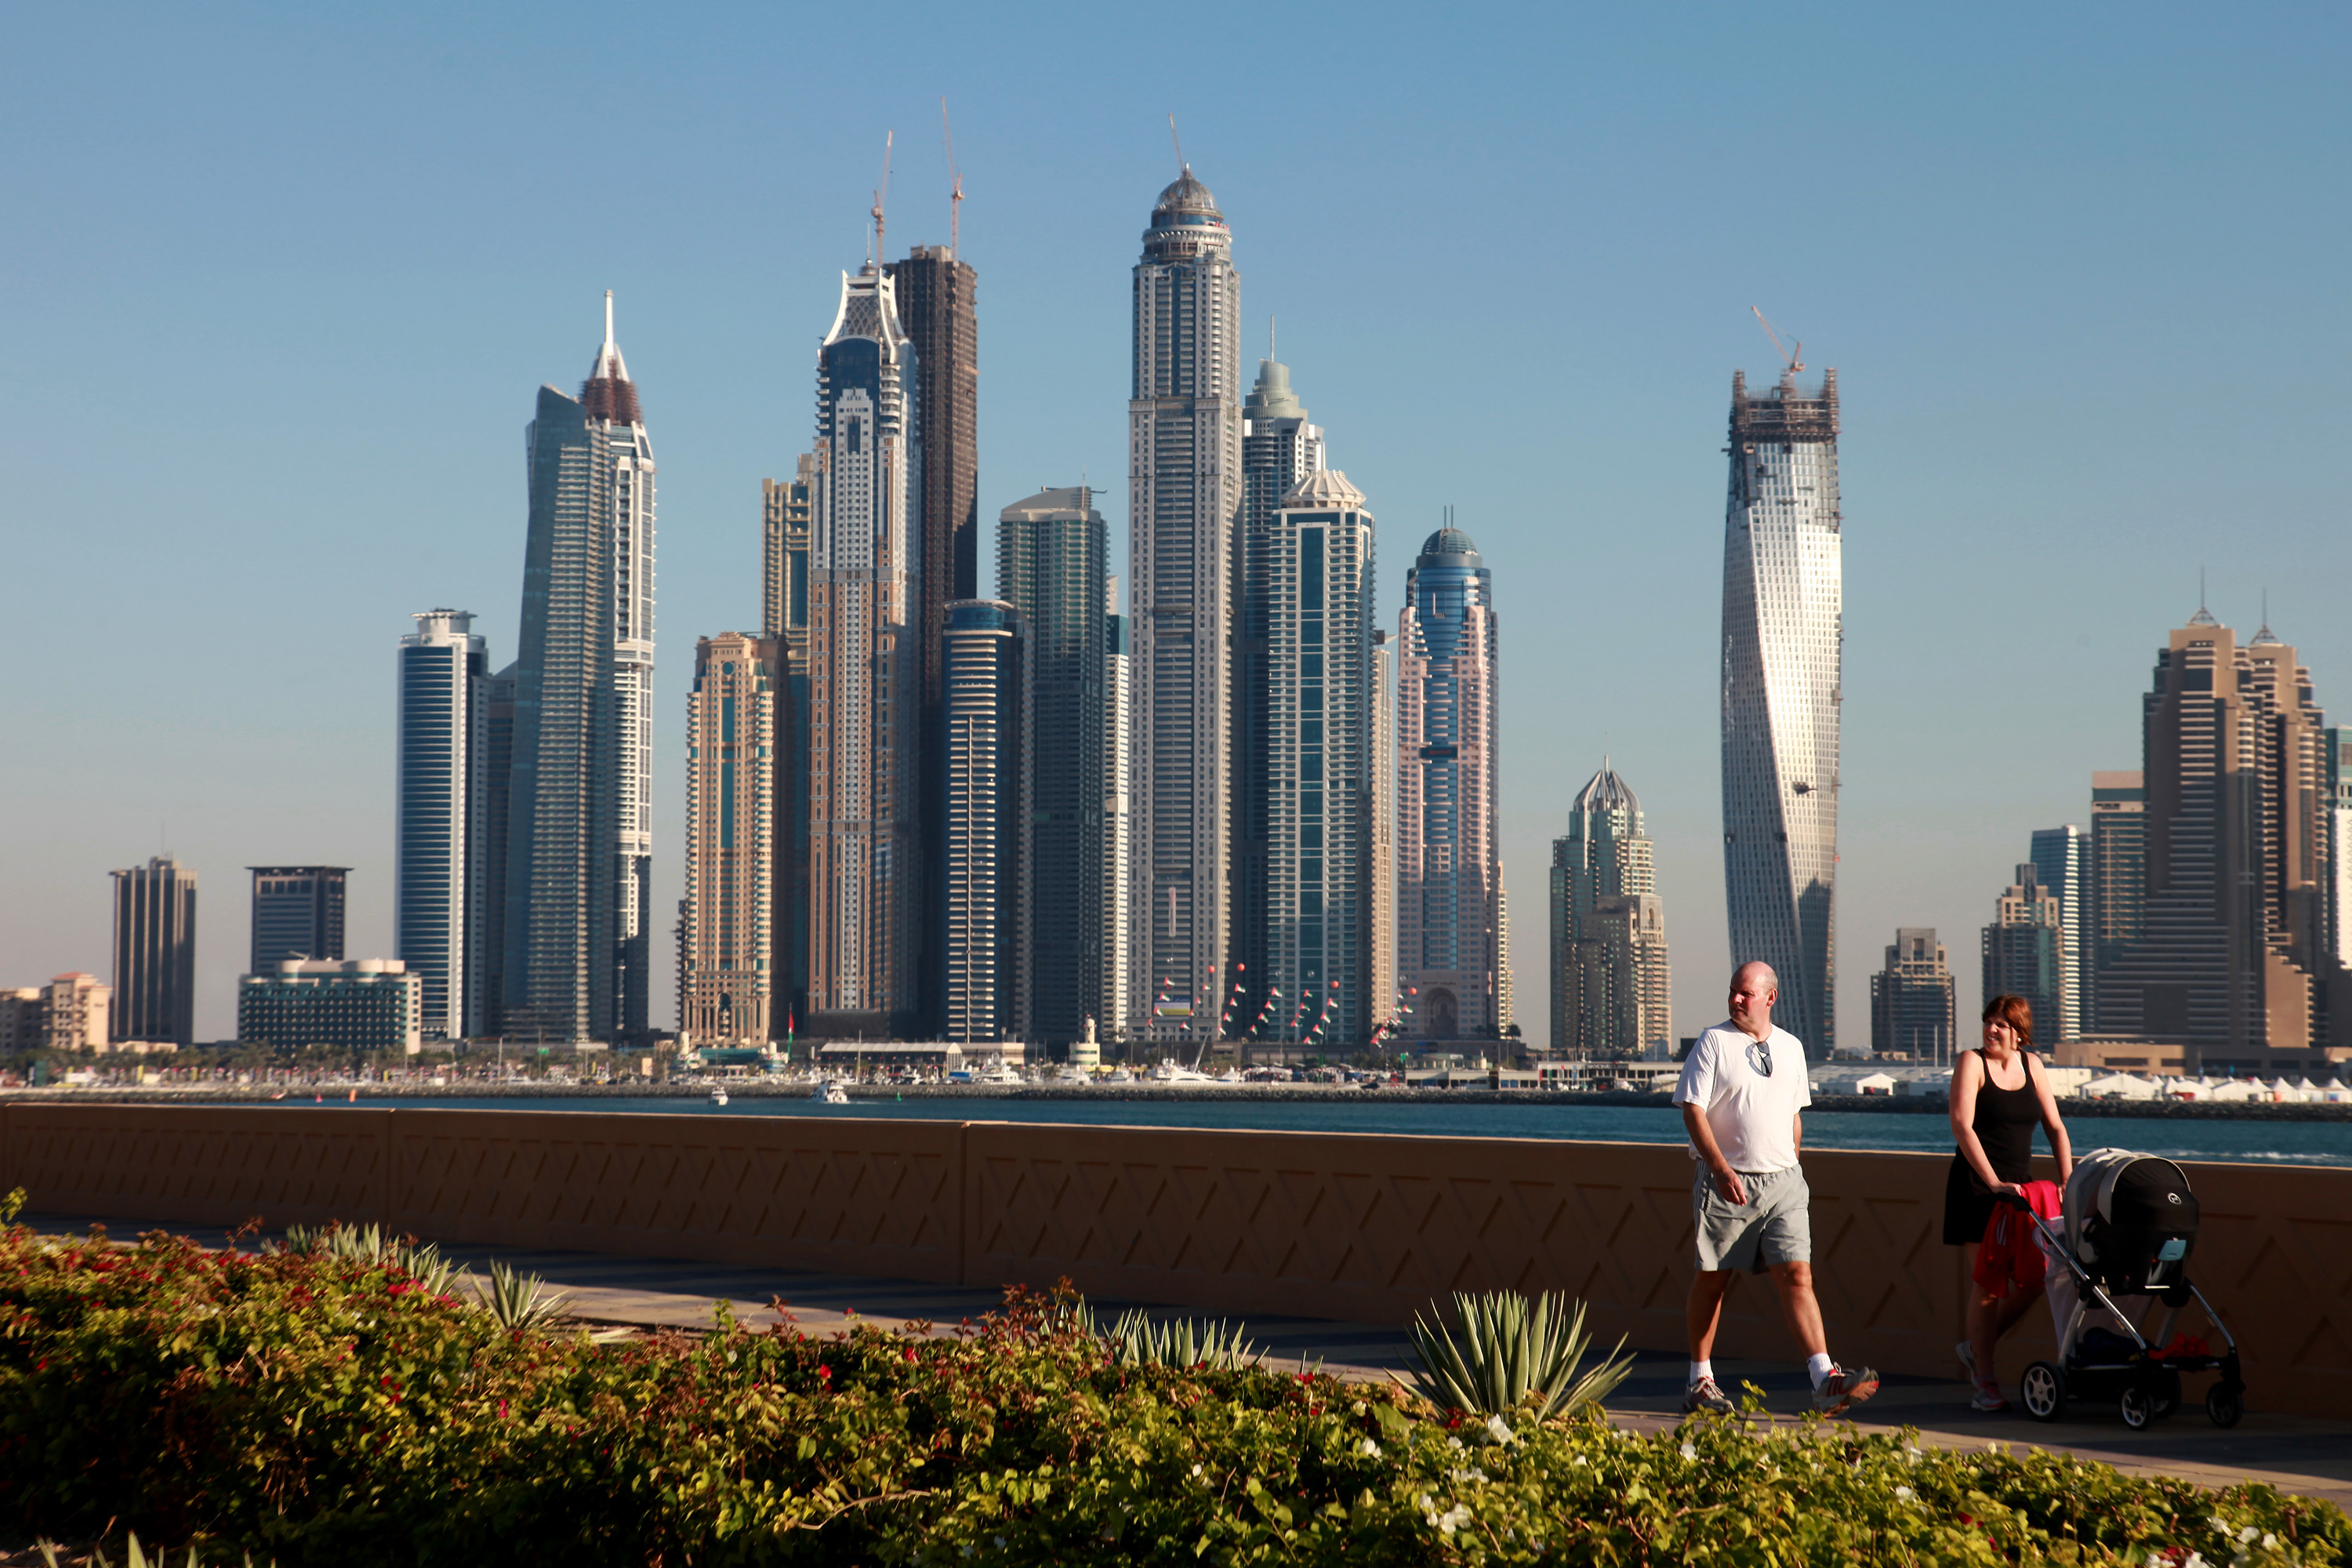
[1813,1364,1881,1415]
[1970,1377,2008,1413]
[1682,1375,1734,1414]
[1956,1340,1977,1377]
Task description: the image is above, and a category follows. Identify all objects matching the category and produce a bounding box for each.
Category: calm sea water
[276,1094,2352,1168]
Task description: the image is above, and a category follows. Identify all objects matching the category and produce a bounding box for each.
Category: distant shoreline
[4,1084,2347,1121]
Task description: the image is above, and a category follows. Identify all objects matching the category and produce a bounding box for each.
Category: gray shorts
[1693,1164,1813,1274]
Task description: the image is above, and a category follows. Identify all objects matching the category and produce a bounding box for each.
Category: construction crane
[1751,306,1802,375]
[870,130,894,266]
[942,99,963,258]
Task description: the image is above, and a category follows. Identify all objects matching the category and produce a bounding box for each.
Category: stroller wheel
[2020,1361,2064,1422]
[2120,1385,2154,1430]
[2206,1384,2244,1428]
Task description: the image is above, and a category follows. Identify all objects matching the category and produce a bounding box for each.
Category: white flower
[1191,1463,1203,1478]
[1485,1413,1518,1445]
[2241,1526,2259,1543]
[1436,1504,1472,1535]
[1894,1486,1915,1501]
[1447,1436,1465,1453]
[1571,1454,1589,1467]
[1679,1441,1697,1461]
[1359,1437,1382,1457]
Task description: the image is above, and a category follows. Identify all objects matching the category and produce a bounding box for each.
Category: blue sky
[2,2,2345,1048]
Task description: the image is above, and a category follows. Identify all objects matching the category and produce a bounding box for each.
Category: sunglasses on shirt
[1745,1038,1773,1077]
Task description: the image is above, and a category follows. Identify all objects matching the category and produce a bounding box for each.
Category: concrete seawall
[2,1102,2344,1417]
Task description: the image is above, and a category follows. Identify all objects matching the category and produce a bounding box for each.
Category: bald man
[1672,960,1878,1417]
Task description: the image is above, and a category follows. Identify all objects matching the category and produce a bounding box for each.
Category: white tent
[2321,1076,2349,1102]
[1853,1071,1896,1096]
[2204,1078,2263,1102]
[2161,1076,2207,1100]
[2288,1076,2324,1102]
[2080,1073,2158,1100]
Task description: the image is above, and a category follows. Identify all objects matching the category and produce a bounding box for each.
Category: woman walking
[1945,993,2073,1411]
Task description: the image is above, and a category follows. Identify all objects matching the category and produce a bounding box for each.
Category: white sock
[1806,1352,1835,1388]
[1689,1359,1713,1384]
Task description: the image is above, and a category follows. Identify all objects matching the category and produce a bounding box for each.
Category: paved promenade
[28,1212,2352,1512]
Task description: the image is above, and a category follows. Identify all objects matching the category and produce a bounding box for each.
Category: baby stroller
[2016,1148,2245,1429]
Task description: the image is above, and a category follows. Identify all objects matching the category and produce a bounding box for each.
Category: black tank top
[1965,1051,2039,1183]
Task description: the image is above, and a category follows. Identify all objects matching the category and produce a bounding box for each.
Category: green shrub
[0,1221,2343,1565]
[1405,1290,1634,1423]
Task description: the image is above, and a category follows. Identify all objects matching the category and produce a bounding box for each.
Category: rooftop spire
[582,290,641,424]
[2188,567,2220,627]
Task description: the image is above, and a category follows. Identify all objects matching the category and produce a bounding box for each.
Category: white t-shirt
[1672,1021,1812,1174]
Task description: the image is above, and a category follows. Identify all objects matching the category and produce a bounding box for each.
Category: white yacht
[813,1081,849,1105]
[709,1087,730,1106]
[970,1060,1023,1087]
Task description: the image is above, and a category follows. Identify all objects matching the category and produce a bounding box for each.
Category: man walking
[1675,960,1879,1416]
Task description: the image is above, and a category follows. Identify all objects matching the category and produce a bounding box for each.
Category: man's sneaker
[1813,1364,1881,1415]
[1956,1340,1977,1377]
[1970,1378,2008,1413]
[1682,1375,1735,1414]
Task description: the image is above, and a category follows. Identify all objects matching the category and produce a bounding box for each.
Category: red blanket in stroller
[1973,1179,2063,1293]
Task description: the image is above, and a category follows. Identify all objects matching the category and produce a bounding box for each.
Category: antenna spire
[1168,111,1186,172]
[1269,314,1276,361]
[604,289,614,349]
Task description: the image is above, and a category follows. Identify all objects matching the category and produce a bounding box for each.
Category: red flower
[817,1365,832,1381]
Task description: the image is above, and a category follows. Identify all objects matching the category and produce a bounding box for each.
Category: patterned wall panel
[387,1110,965,1282]
[2,1106,2343,1415]
[0,1105,390,1229]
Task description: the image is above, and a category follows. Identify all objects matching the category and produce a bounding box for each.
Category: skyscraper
[1128,165,1243,1046]
[250,866,350,972]
[396,608,485,1040]
[807,257,922,1036]
[1550,764,1672,1058]
[941,601,1024,1044]
[1983,864,2064,1044]
[470,662,516,1037]
[1871,928,1955,1061]
[504,295,655,1044]
[886,245,978,1038]
[681,633,776,1045]
[1720,366,1842,1055]
[763,458,816,1038]
[1396,524,1501,1043]
[2326,729,2352,969]
[2086,770,2146,1031]
[1366,627,1397,1046]
[1236,354,1327,1029]
[112,855,195,1047]
[997,486,1108,1045]
[2096,612,2342,1070]
[1243,470,1376,1050]
[1104,575,1132,1044]
[2028,825,2087,1042]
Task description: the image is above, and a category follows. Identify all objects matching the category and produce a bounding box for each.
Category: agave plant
[1406,1290,1633,1421]
[473,1257,575,1331]
[1105,1308,1264,1370]
[38,1532,267,1566]
[282,1222,463,1296]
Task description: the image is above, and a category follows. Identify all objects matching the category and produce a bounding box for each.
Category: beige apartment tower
[681,633,778,1045]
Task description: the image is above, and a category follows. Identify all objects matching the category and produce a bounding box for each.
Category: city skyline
[6,6,2347,1050]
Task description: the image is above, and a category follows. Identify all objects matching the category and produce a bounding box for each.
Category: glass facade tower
[941,601,1024,1044]
[1243,470,1375,1049]
[1127,167,1243,1047]
[1396,525,1501,1043]
[997,487,1107,1046]
[394,608,484,1037]
[2028,825,2087,1041]
[503,296,654,1043]
[1720,367,1842,1055]
[807,261,922,1035]
[112,855,196,1047]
